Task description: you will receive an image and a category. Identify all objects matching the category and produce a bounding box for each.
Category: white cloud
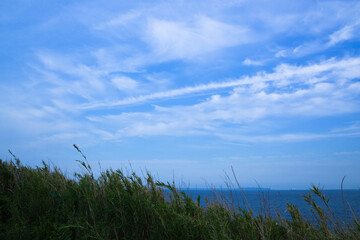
[217,131,360,143]
[145,16,251,60]
[332,121,360,133]
[95,10,141,30]
[35,51,107,100]
[275,50,288,58]
[276,22,360,58]
[29,53,360,142]
[242,58,265,66]
[327,22,360,46]
[111,76,139,92]
[85,57,360,141]
[82,57,360,109]
[4,0,360,147]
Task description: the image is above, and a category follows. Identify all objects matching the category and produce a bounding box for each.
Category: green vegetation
[1,148,359,239]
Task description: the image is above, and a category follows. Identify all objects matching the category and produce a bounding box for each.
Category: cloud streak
[327,22,360,47]
[146,16,251,60]
[81,57,360,109]
[276,22,360,58]
[81,56,360,142]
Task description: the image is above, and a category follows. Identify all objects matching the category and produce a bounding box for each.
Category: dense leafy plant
[0,148,359,239]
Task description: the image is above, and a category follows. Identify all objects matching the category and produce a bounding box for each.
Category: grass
[0,147,359,239]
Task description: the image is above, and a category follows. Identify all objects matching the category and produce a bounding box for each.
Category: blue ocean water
[182,189,360,223]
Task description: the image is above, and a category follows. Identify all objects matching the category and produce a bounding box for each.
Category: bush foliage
[0,150,359,239]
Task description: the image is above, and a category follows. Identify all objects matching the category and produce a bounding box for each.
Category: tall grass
[0,148,359,239]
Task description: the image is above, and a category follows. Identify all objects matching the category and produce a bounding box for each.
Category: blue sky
[1,0,360,189]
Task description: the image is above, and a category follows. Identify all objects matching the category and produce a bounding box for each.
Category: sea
[180,189,360,224]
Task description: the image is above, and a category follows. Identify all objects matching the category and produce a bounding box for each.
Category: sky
[1,0,360,189]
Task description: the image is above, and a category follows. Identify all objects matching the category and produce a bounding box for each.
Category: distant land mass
[185,187,271,191]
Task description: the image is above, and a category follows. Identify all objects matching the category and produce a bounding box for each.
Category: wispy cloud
[327,22,360,46]
[145,16,251,60]
[81,57,360,141]
[217,130,360,143]
[111,76,139,92]
[95,10,142,30]
[81,57,360,109]
[12,52,360,144]
[276,22,360,58]
[242,58,265,66]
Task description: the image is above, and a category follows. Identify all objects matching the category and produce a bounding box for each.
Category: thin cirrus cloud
[111,76,139,92]
[277,22,360,58]
[88,13,254,69]
[85,57,360,140]
[81,57,360,110]
[216,131,360,143]
[326,22,360,47]
[94,10,142,30]
[145,16,251,60]
[242,58,265,66]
